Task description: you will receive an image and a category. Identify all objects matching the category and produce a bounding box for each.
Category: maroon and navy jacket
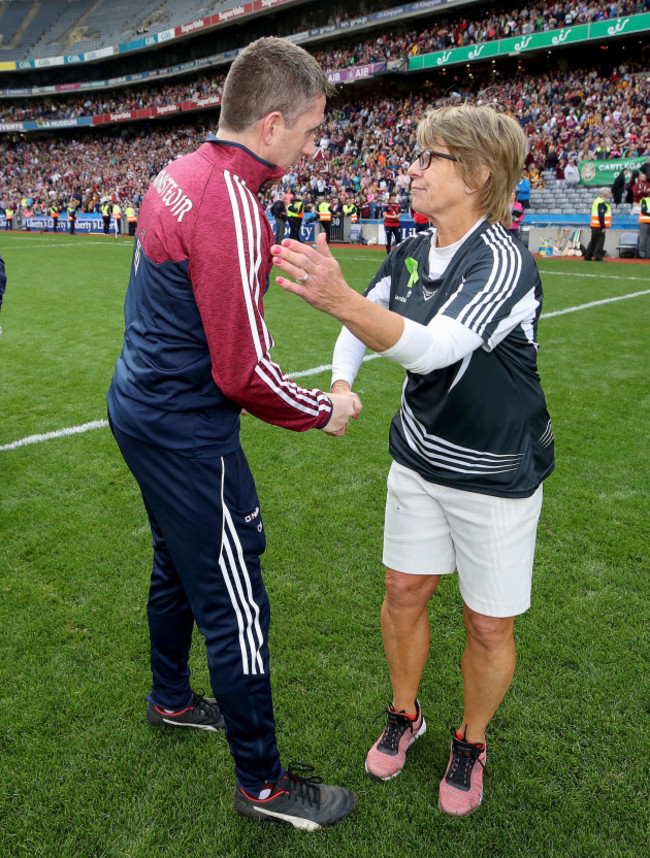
[107,137,333,453]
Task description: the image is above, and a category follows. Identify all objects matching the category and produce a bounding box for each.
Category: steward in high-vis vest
[584,190,612,261]
[342,201,357,223]
[4,206,14,230]
[50,204,59,232]
[317,198,332,242]
[112,203,122,235]
[101,202,111,235]
[67,202,77,235]
[126,204,138,237]
[638,195,650,259]
[287,196,304,241]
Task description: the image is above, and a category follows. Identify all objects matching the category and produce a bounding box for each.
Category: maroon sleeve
[188,166,332,431]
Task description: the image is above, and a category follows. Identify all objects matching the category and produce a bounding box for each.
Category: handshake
[322,380,362,437]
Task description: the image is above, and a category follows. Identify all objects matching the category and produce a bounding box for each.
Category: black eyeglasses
[416,149,461,169]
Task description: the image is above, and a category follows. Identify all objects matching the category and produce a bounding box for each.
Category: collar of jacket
[203,135,285,190]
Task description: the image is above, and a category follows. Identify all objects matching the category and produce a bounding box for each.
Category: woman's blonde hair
[416,104,527,224]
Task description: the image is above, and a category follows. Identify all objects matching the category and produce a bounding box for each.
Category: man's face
[268,96,326,171]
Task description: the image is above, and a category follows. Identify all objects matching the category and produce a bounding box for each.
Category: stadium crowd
[2,0,650,222]
[0,77,225,124]
[2,60,649,222]
[314,0,649,69]
[1,0,648,123]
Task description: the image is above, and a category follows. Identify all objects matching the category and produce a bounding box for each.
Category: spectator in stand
[505,189,524,241]
[631,171,649,209]
[563,158,580,189]
[625,170,639,205]
[544,143,558,171]
[529,165,545,190]
[611,169,629,206]
[516,169,531,208]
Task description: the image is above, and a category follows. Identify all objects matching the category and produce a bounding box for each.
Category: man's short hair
[416,104,528,225]
[219,37,335,133]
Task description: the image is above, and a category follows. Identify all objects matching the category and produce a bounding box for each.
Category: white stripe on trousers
[218,458,264,675]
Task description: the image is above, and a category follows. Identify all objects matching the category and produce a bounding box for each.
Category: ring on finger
[298,271,310,283]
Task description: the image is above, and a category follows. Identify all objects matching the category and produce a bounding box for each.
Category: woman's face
[407,138,469,220]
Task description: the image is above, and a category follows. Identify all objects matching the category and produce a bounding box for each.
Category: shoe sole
[158,719,223,731]
[146,707,225,731]
[365,717,427,781]
[234,793,357,830]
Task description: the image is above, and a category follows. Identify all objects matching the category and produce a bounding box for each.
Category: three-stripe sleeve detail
[224,169,329,420]
[454,224,523,338]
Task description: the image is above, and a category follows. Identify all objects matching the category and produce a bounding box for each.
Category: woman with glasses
[271,104,554,817]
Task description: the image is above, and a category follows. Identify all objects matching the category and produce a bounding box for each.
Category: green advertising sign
[409,40,499,70]
[590,12,650,38]
[410,13,650,72]
[498,23,590,55]
[578,156,649,186]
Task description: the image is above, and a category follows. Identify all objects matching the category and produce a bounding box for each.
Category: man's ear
[261,111,283,146]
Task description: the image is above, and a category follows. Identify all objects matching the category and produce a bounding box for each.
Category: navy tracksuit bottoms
[110,422,283,793]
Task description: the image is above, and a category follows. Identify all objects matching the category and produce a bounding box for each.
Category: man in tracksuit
[107,37,360,831]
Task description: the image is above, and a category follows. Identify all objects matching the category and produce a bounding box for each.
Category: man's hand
[321,389,362,436]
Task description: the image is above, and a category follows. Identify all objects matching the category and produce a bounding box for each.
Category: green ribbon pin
[405,257,419,289]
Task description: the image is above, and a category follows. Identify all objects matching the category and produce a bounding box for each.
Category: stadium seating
[0,0,37,49]
[0,0,68,59]
[616,232,640,258]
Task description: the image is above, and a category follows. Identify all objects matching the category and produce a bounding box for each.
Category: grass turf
[0,232,648,857]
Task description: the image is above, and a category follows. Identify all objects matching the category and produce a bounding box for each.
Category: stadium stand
[29,0,96,58]
[0,0,67,58]
[0,0,649,236]
[0,0,35,50]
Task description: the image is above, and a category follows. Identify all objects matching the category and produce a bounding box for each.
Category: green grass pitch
[1,232,648,857]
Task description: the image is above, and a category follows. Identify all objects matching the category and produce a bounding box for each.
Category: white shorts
[383,461,544,618]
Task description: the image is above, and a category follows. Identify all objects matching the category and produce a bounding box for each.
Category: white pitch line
[538,269,650,282]
[0,420,109,451]
[541,289,650,318]
[290,352,380,379]
[0,241,132,249]
[2,289,649,452]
